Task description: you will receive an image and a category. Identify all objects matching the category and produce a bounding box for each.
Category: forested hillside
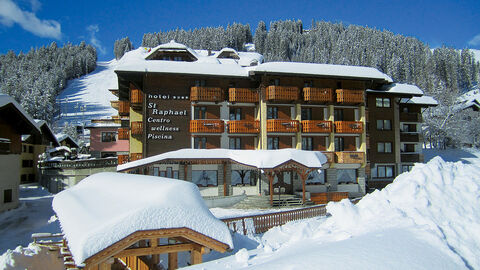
[0,42,97,123]
[141,19,480,147]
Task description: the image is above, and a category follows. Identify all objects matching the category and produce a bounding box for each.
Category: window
[334,137,344,151]
[101,132,116,142]
[28,146,34,153]
[229,108,242,120]
[302,137,313,150]
[304,81,313,87]
[153,167,179,179]
[376,120,392,130]
[192,170,217,187]
[232,170,257,186]
[22,160,33,168]
[334,109,344,121]
[377,142,392,153]
[23,145,27,152]
[194,106,207,119]
[194,80,206,86]
[402,144,416,153]
[374,165,394,178]
[194,137,207,149]
[337,81,342,89]
[0,139,10,154]
[270,79,280,86]
[401,124,417,132]
[267,107,278,119]
[101,152,117,158]
[402,165,414,173]
[268,137,279,150]
[337,169,357,184]
[306,170,325,185]
[173,56,183,61]
[301,108,312,120]
[229,137,241,149]
[376,97,391,108]
[4,189,12,203]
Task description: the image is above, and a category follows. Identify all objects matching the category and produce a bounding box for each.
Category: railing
[301,120,332,133]
[118,101,130,116]
[118,128,129,140]
[228,120,260,133]
[190,86,224,102]
[335,89,364,104]
[130,153,143,161]
[303,87,333,103]
[131,121,143,136]
[118,154,129,165]
[334,121,363,133]
[310,192,349,205]
[39,157,118,169]
[400,133,420,142]
[190,120,224,133]
[221,205,327,235]
[321,151,335,163]
[335,152,365,164]
[401,153,422,163]
[229,88,258,103]
[400,113,422,122]
[267,119,300,133]
[130,88,143,106]
[266,86,299,101]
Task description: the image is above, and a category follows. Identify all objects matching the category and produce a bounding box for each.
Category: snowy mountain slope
[55,60,118,129]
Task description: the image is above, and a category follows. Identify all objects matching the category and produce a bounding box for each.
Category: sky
[0,0,479,61]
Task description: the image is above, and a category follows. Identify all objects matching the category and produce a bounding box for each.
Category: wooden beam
[191,246,203,265]
[168,252,178,270]
[266,171,274,206]
[115,243,196,258]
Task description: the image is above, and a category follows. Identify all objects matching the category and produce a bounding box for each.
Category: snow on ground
[187,154,480,269]
[54,60,118,129]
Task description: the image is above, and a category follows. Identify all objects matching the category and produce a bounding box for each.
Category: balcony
[109,89,119,97]
[301,120,332,133]
[118,101,130,116]
[267,119,300,133]
[228,120,260,133]
[401,153,422,163]
[229,88,258,103]
[335,89,364,104]
[118,154,129,165]
[190,86,224,102]
[118,128,129,140]
[130,88,143,109]
[110,100,119,110]
[335,152,365,164]
[400,113,422,122]
[266,86,299,101]
[190,120,224,133]
[321,152,335,163]
[334,121,363,134]
[130,153,143,161]
[303,87,333,103]
[400,133,420,142]
[131,121,143,136]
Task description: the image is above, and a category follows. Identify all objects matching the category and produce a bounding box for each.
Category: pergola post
[191,245,203,265]
[168,252,178,269]
[265,170,275,206]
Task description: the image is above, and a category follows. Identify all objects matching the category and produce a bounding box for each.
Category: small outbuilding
[52,172,232,270]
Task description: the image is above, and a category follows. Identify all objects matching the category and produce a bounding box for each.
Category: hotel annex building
[110,41,436,199]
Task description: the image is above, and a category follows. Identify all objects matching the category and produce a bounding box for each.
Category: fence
[221,205,327,235]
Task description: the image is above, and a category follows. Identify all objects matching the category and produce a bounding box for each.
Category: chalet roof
[55,133,79,148]
[52,172,233,265]
[0,94,40,135]
[117,148,328,172]
[367,83,424,96]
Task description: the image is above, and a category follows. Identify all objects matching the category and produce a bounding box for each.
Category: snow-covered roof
[367,83,424,96]
[118,148,327,172]
[0,94,40,134]
[456,88,480,110]
[84,122,121,128]
[250,62,393,82]
[52,172,233,265]
[400,96,438,106]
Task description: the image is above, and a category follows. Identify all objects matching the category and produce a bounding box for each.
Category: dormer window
[217,48,240,60]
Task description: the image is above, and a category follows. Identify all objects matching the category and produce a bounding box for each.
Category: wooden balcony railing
[400,133,420,142]
[335,89,364,104]
[190,87,224,102]
[110,100,119,110]
[118,154,129,165]
[301,120,332,133]
[335,152,365,164]
[118,128,129,140]
[266,86,299,101]
[267,119,300,133]
[228,120,260,133]
[321,152,335,163]
[334,121,364,134]
[130,88,143,108]
[131,121,143,136]
[130,153,143,161]
[118,101,130,116]
[400,113,422,122]
[303,87,333,103]
[229,88,258,103]
[190,120,224,133]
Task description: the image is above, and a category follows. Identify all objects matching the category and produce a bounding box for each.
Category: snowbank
[0,243,63,270]
[52,172,233,265]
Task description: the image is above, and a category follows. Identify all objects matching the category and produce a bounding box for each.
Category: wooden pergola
[75,227,229,270]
